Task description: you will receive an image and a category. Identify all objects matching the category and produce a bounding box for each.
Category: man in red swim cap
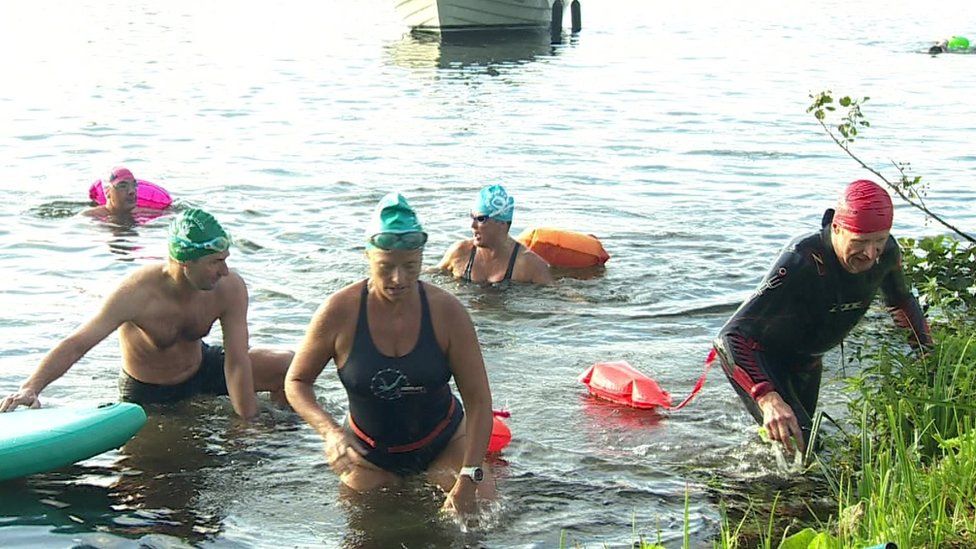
[713,180,932,455]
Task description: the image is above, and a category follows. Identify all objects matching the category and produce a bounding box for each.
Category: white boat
[394,0,581,32]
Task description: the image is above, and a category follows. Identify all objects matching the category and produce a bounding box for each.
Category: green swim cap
[947,36,970,50]
[169,208,231,262]
[365,192,425,249]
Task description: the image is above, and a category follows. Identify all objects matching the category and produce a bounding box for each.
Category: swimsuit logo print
[370,368,410,400]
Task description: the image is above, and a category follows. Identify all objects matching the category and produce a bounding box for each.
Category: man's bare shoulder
[81,206,109,218]
[117,263,169,292]
[95,264,169,321]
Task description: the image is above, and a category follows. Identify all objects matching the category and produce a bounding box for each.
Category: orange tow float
[517,227,609,268]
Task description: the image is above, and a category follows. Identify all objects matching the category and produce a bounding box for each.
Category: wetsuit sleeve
[879,241,933,348]
[716,244,815,401]
[714,331,776,401]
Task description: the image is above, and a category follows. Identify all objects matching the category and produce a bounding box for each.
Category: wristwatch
[459,466,484,483]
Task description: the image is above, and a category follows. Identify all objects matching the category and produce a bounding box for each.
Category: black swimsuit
[338,281,462,475]
[714,209,931,441]
[462,242,521,283]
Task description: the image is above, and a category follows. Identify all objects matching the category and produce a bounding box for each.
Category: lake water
[1,0,974,546]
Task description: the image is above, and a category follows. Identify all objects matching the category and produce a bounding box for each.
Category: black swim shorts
[118,342,228,404]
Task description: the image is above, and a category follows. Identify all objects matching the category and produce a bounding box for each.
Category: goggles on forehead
[171,233,232,253]
[106,178,138,189]
[368,231,427,251]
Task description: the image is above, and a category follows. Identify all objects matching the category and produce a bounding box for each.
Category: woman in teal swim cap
[286,192,497,519]
[433,184,552,285]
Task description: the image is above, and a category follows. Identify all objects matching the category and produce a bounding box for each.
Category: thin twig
[820,120,976,244]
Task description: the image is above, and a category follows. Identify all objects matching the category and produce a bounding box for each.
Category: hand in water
[441,478,477,519]
[757,391,806,455]
[0,388,41,412]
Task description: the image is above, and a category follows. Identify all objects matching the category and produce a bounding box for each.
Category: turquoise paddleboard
[0,402,147,482]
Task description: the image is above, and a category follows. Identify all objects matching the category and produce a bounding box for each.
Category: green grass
[715,327,976,548]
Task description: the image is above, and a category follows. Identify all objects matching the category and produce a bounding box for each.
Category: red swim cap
[833,179,893,233]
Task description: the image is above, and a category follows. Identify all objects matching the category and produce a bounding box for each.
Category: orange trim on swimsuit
[348,397,457,453]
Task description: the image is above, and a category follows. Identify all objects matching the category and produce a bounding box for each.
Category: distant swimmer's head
[365,192,428,251]
[169,208,231,261]
[472,184,515,223]
[930,36,968,54]
[830,180,893,274]
[105,166,139,213]
[947,35,970,50]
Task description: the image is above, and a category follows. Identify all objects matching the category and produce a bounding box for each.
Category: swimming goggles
[170,233,232,253]
[368,231,427,251]
[106,178,138,191]
[470,214,491,224]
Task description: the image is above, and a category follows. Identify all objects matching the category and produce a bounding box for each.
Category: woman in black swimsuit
[433,184,551,284]
[286,192,495,518]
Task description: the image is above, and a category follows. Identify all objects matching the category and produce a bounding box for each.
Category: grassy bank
[713,234,976,548]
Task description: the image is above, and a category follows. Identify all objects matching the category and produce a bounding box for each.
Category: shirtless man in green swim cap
[434,184,551,285]
[0,208,293,420]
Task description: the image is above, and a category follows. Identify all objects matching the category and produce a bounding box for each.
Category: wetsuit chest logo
[829,301,866,313]
[370,368,427,400]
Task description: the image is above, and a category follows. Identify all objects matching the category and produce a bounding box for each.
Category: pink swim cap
[834,179,893,233]
[110,166,135,183]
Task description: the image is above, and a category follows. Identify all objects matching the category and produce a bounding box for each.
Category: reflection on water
[110,409,227,542]
[339,481,473,548]
[387,29,560,70]
[27,200,173,260]
[28,201,87,220]
[0,409,227,546]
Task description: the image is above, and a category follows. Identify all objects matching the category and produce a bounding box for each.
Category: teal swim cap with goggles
[169,208,232,262]
[365,192,428,251]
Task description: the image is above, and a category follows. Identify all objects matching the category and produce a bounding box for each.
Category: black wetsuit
[338,281,463,475]
[714,209,931,441]
[462,242,521,282]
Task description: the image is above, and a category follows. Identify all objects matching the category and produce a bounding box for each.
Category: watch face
[472,467,484,482]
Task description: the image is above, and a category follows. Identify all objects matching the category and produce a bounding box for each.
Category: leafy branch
[807,91,974,244]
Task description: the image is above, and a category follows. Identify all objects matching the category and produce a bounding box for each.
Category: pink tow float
[89,179,173,210]
[578,350,715,411]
